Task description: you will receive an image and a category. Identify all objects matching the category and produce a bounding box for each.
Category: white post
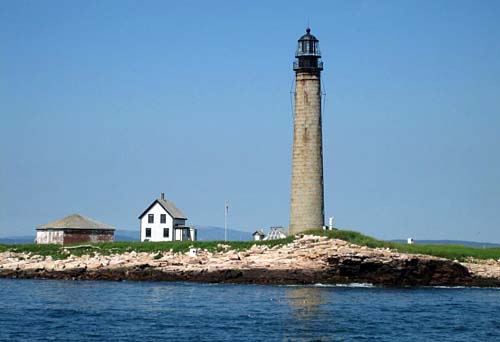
[329,217,334,230]
[224,200,229,242]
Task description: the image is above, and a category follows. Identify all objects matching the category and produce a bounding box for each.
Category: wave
[321,283,375,288]
[283,283,500,290]
[430,285,500,290]
[282,283,375,288]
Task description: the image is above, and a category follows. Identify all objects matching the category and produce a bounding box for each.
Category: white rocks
[228,253,241,261]
[87,261,103,269]
[249,245,264,254]
[217,244,231,251]
[1,235,499,285]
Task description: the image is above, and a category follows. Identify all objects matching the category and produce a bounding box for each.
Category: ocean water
[0,279,498,341]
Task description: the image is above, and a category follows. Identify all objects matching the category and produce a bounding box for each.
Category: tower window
[148,214,154,223]
[160,214,166,224]
[145,228,152,238]
[163,228,169,238]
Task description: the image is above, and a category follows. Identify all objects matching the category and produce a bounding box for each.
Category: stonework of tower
[289,28,325,235]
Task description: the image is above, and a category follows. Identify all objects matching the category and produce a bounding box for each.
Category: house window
[163,228,169,238]
[160,214,166,224]
[148,214,154,223]
[145,228,152,238]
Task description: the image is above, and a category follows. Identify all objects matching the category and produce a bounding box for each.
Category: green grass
[0,242,66,259]
[0,229,499,262]
[0,236,295,260]
[308,229,500,261]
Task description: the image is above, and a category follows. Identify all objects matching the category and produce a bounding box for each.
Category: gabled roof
[253,230,265,236]
[138,198,187,220]
[267,227,288,240]
[37,213,115,230]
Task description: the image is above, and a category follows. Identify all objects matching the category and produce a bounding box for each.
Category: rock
[249,245,264,254]
[44,262,56,271]
[1,234,499,287]
[217,244,231,251]
[229,253,241,261]
[87,261,103,269]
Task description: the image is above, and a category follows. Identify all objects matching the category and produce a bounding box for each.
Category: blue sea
[0,279,498,341]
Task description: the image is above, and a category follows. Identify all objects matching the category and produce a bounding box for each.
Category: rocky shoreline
[1,235,499,287]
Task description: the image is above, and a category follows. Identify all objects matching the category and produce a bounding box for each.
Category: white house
[138,193,196,242]
[252,230,265,241]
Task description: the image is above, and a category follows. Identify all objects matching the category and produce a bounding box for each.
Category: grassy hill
[1,229,499,261]
[311,229,500,261]
[0,236,293,260]
[391,239,500,248]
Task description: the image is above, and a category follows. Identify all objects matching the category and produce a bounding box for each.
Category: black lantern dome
[294,28,323,72]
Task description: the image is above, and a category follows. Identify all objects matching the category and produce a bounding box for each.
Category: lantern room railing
[295,47,322,57]
[293,60,324,71]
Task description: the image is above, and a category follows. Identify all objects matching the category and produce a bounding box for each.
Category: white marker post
[224,200,229,242]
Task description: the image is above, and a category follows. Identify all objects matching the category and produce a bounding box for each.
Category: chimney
[161,192,165,200]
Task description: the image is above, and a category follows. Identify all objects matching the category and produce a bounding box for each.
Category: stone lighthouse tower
[289,28,325,234]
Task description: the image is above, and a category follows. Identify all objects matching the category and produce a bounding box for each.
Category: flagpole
[224,200,228,242]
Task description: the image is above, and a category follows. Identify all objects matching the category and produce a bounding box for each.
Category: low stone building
[36,214,115,244]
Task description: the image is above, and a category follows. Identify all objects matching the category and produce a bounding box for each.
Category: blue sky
[1,1,499,242]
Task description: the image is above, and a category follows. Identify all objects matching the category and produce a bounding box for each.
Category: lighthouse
[289,28,325,234]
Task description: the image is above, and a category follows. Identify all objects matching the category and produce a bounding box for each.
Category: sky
[1,1,499,242]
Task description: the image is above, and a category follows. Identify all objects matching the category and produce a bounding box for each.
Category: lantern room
[294,28,323,72]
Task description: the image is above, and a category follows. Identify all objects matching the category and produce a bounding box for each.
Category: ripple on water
[0,279,499,342]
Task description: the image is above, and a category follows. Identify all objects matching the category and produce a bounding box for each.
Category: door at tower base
[289,28,325,235]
